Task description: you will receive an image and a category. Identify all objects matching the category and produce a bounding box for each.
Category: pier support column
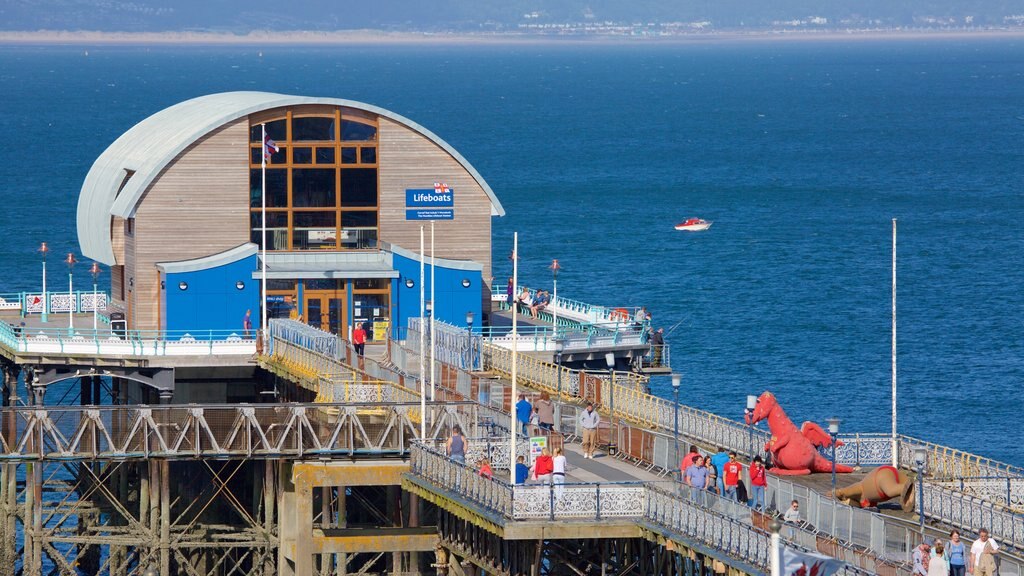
[294,467,313,576]
[160,460,170,576]
[264,460,277,576]
[0,365,15,575]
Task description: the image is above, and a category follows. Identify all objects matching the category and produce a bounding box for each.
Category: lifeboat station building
[77,91,504,337]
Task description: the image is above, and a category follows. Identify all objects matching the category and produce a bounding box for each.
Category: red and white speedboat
[674,218,712,232]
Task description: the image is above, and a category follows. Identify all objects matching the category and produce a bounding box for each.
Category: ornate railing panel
[409,438,514,517]
[0,322,255,357]
[922,481,1024,550]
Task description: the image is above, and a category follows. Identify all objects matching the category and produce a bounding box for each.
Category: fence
[0,322,255,357]
[407,316,481,370]
[0,290,111,315]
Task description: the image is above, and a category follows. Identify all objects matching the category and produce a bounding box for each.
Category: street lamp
[39,242,50,322]
[549,259,561,329]
[827,417,841,499]
[746,394,758,457]
[465,311,475,370]
[672,373,682,478]
[914,446,927,535]
[65,253,77,336]
[605,352,616,456]
[90,262,101,332]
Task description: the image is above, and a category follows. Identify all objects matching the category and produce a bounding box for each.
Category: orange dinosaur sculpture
[745,391,854,476]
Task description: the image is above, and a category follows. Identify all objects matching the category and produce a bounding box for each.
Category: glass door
[329,298,345,338]
[303,287,347,336]
[305,298,324,330]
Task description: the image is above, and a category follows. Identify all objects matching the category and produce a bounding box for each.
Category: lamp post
[65,253,77,336]
[426,300,434,402]
[39,242,50,322]
[827,417,841,499]
[549,259,561,329]
[465,311,475,370]
[746,394,758,458]
[672,373,682,478]
[605,352,616,456]
[89,262,101,332]
[554,338,564,431]
[769,519,782,576]
[914,446,927,536]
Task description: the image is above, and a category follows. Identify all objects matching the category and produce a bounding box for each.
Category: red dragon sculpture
[745,391,854,475]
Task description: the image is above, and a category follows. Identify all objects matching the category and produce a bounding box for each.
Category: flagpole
[509,232,518,484]
[891,218,898,467]
[260,124,268,343]
[419,225,426,439]
[770,520,781,576]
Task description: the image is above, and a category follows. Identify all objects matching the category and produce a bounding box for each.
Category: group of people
[680,446,768,511]
[515,392,556,435]
[506,279,552,319]
[914,529,998,576]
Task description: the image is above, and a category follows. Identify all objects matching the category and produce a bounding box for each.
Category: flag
[782,547,845,576]
[263,134,279,161]
[433,182,450,194]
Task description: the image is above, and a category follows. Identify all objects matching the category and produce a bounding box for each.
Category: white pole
[770,523,782,576]
[891,218,898,467]
[430,221,436,404]
[93,281,98,331]
[552,275,558,331]
[68,269,74,333]
[419,225,426,439]
[261,124,268,342]
[509,232,519,484]
[41,257,47,322]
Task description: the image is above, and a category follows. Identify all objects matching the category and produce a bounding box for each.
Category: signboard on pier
[405,183,455,221]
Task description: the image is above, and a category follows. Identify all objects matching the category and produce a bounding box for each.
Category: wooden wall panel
[110,216,126,265]
[130,118,250,330]
[377,118,496,312]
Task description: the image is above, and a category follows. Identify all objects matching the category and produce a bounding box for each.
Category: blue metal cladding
[163,254,259,334]
[391,252,481,333]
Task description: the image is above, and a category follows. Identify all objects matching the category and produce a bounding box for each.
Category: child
[478,458,493,479]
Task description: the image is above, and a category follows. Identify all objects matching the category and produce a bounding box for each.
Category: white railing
[0,322,254,357]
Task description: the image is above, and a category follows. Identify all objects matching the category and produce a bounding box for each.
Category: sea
[0,38,1022,465]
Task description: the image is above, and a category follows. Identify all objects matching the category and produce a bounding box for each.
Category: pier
[1,302,1022,576]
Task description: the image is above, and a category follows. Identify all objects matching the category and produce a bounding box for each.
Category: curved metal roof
[77,91,505,265]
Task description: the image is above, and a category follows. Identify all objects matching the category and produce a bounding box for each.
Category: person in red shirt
[533,448,554,484]
[478,458,493,479]
[352,324,367,356]
[749,455,768,511]
[723,451,743,502]
[680,446,700,479]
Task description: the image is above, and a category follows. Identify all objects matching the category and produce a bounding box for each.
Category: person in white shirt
[783,500,801,523]
[969,528,999,576]
[579,402,601,458]
[552,448,567,499]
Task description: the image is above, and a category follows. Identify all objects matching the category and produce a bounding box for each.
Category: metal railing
[491,285,647,329]
[0,290,111,315]
[639,344,671,370]
[0,401,497,461]
[0,321,256,357]
[407,317,482,370]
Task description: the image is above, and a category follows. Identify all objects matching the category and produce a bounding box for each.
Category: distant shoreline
[1,28,1024,46]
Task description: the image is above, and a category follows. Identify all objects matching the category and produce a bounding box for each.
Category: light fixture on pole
[746,394,758,457]
[65,253,77,336]
[549,259,561,329]
[605,352,616,456]
[39,242,50,322]
[89,262,101,332]
[553,337,564,431]
[672,373,682,478]
[827,417,841,500]
[419,225,425,439]
[465,311,475,370]
[914,446,927,535]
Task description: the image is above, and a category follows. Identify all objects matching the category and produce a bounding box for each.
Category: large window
[249,110,379,251]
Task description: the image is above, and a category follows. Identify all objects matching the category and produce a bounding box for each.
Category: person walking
[533,448,554,485]
[969,529,999,576]
[749,456,768,511]
[709,447,730,495]
[352,322,367,356]
[683,455,711,506]
[515,394,532,437]
[723,451,742,501]
[445,426,467,465]
[947,530,967,576]
[680,446,700,480]
[913,542,931,576]
[552,447,567,499]
[505,277,514,309]
[535,392,555,430]
[927,543,948,576]
[579,402,600,459]
[243,309,252,339]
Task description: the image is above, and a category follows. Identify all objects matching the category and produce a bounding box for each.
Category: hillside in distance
[2,0,1023,32]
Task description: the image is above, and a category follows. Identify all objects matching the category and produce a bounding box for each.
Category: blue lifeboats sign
[405,184,455,220]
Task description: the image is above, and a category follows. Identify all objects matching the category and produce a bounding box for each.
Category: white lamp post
[746,394,758,457]
[465,311,475,370]
[605,352,616,456]
[672,373,682,477]
[39,242,49,322]
[549,259,561,330]
[554,338,564,431]
[65,253,77,336]
[914,446,927,536]
[89,262,101,332]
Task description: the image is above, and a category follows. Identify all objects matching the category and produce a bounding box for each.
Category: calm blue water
[1,40,1022,464]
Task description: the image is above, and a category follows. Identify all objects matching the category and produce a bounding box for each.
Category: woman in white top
[927,543,949,576]
[552,448,567,499]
